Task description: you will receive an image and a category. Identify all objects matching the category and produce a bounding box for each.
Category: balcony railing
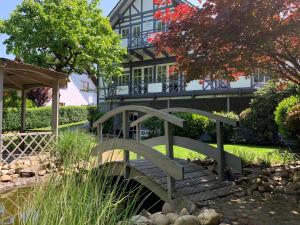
[121,29,166,50]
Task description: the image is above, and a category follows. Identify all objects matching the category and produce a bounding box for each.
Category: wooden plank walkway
[128,158,240,202]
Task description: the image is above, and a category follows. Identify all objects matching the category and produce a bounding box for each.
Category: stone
[207,165,215,172]
[174,215,199,225]
[130,215,150,225]
[219,224,231,225]
[11,174,19,179]
[9,164,16,170]
[179,208,190,216]
[140,210,152,219]
[258,185,265,192]
[38,170,47,176]
[187,202,198,214]
[150,214,170,225]
[0,175,12,182]
[253,191,262,197]
[23,160,31,166]
[292,171,300,182]
[8,169,15,175]
[162,203,175,214]
[166,213,179,224]
[263,192,272,200]
[2,164,9,170]
[1,170,10,175]
[198,209,221,225]
[19,168,37,178]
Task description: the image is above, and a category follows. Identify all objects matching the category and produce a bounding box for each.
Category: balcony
[121,29,165,50]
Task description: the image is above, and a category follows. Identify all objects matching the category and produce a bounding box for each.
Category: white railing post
[136,122,141,160]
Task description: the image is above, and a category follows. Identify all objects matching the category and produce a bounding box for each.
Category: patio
[0,58,68,163]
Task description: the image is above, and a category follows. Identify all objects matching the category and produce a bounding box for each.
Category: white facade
[48,74,97,106]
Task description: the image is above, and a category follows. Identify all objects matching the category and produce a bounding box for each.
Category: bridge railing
[92,105,186,199]
[130,107,242,180]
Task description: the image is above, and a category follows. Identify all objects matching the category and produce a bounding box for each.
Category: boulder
[166,213,179,224]
[162,203,175,214]
[0,175,12,182]
[150,214,170,225]
[130,215,150,225]
[179,208,190,216]
[197,209,221,225]
[1,170,10,175]
[19,168,38,178]
[38,170,47,176]
[174,215,199,225]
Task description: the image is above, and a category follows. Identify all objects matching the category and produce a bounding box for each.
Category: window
[144,67,154,83]
[118,73,129,85]
[121,28,130,38]
[133,68,142,83]
[157,21,164,31]
[81,81,89,92]
[132,25,141,36]
[157,65,167,82]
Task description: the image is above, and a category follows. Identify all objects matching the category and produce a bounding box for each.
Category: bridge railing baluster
[216,121,225,181]
[122,111,130,179]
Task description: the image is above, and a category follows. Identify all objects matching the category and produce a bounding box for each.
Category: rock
[179,208,190,216]
[292,171,300,182]
[0,175,12,182]
[207,165,215,172]
[150,214,170,225]
[19,168,37,178]
[140,210,152,219]
[258,186,265,192]
[253,191,262,197]
[130,215,150,225]
[166,213,179,224]
[23,160,31,167]
[263,192,272,200]
[1,170,10,175]
[8,169,15,175]
[219,224,231,225]
[198,209,221,225]
[2,164,9,170]
[9,164,16,170]
[187,202,198,214]
[174,215,199,225]
[38,170,47,176]
[11,174,19,179]
[162,203,174,214]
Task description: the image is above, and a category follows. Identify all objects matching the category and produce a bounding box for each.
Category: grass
[129,144,297,165]
[21,130,140,225]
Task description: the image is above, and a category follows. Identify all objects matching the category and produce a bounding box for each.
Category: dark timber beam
[161,50,170,57]
[143,48,156,59]
[129,50,143,61]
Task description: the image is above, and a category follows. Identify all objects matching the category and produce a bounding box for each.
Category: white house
[48,73,97,106]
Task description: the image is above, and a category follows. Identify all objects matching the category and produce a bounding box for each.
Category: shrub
[3,106,90,131]
[87,109,114,134]
[4,90,36,108]
[275,96,300,138]
[239,80,299,145]
[286,104,300,137]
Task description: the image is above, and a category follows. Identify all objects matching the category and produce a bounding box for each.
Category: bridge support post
[123,111,130,179]
[217,121,225,181]
[97,123,103,164]
[136,123,141,160]
[165,121,175,199]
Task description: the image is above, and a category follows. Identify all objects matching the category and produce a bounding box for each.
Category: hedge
[3,106,94,131]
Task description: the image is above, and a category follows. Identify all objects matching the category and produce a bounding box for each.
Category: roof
[0,58,69,90]
[109,0,195,27]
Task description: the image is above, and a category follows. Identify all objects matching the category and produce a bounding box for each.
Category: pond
[0,188,34,225]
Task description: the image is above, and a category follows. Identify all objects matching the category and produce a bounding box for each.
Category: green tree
[0,0,125,78]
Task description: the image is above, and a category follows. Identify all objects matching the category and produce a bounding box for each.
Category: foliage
[26,88,52,107]
[238,81,299,145]
[56,130,96,164]
[3,106,90,131]
[24,131,140,225]
[144,111,239,142]
[286,104,300,138]
[152,0,300,84]
[274,95,300,138]
[87,109,114,134]
[1,0,125,78]
[4,90,35,108]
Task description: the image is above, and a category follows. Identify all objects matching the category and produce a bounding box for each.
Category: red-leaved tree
[152,0,300,84]
[27,88,52,107]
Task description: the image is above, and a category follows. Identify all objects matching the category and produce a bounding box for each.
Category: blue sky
[0,0,198,59]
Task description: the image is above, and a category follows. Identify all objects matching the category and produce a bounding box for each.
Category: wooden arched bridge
[92,106,242,202]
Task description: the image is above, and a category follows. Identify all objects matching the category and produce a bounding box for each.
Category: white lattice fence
[1,132,55,163]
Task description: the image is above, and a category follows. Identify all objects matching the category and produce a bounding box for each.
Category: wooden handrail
[131,107,238,127]
[93,105,186,128]
[91,138,184,180]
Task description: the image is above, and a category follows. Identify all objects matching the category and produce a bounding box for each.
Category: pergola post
[21,89,27,132]
[52,81,60,138]
[0,70,4,163]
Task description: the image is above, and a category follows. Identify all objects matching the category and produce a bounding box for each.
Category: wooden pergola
[0,58,68,163]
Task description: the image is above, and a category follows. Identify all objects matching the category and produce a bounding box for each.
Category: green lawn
[130,144,297,164]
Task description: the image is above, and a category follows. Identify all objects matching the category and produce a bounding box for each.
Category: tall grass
[21,131,142,225]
